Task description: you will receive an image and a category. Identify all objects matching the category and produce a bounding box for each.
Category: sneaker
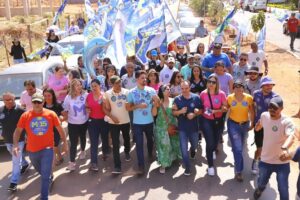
[251,160,259,175]
[159,166,165,174]
[207,167,215,176]
[20,164,29,174]
[79,151,86,160]
[49,175,54,192]
[7,183,17,192]
[125,153,131,162]
[66,162,76,171]
[235,173,243,182]
[253,188,263,200]
[112,167,122,174]
[89,163,99,172]
[213,151,216,160]
[184,168,191,176]
[190,149,196,160]
[137,166,145,175]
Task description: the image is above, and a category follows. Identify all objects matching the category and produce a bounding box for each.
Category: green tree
[190,0,208,17]
[251,11,265,39]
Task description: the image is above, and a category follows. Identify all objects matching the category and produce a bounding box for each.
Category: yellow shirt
[227,93,253,122]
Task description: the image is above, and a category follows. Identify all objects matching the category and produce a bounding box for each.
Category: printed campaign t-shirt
[180,65,192,81]
[212,72,233,96]
[253,90,278,123]
[127,86,156,125]
[227,93,253,122]
[17,109,60,152]
[200,90,226,120]
[47,74,69,102]
[232,63,250,82]
[260,112,295,164]
[63,93,88,124]
[201,53,232,78]
[248,50,266,73]
[173,93,203,133]
[121,73,137,90]
[105,88,130,124]
[159,66,178,84]
[86,92,106,119]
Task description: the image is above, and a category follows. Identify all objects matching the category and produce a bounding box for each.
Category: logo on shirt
[80,96,85,101]
[272,125,278,132]
[256,57,260,62]
[55,80,61,86]
[111,96,117,102]
[117,102,123,108]
[190,103,195,108]
[165,74,169,79]
[123,79,128,85]
[142,110,148,116]
[0,113,5,119]
[214,98,220,104]
[231,101,237,106]
[242,101,248,107]
[30,117,49,136]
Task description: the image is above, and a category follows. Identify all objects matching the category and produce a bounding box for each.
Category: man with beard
[244,66,263,96]
[253,96,295,200]
[127,70,160,175]
[252,76,278,175]
[159,57,178,84]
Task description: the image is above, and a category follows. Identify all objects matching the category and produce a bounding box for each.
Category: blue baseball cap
[260,76,275,87]
[150,49,158,56]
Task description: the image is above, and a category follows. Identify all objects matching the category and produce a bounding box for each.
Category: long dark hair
[105,64,118,90]
[169,71,181,86]
[147,69,159,84]
[43,88,58,106]
[158,84,169,100]
[196,43,205,54]
[190,66,205,83]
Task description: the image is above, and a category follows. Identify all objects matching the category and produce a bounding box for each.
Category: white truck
[241,0,267,12]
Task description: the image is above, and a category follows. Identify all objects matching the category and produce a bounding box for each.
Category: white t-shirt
[20,88,42,111]
[63,93,88,124]
[121,73,137,90]
[104,88,130,124]
[159,66,178,85]
[248,50,266,73]
[260,112,295,164]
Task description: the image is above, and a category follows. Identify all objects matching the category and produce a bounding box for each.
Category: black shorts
[54,129,60,147]
[254,128,264,148]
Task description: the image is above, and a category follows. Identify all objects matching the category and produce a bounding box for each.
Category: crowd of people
[1,38,299,200]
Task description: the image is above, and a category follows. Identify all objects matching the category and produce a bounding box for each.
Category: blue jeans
[292,147,300,197]
[29,148,53,200]
[202,117,222,167]
[6,142,29,184]
[227,119,249,173]
[133,123,154,167]
[178,131,198,170]
[257,161,290,200]
[13,58,25,64]
[88,118,109,164]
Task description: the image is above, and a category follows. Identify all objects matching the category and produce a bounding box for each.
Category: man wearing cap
[226,80,254,182]
[253,96,296,200]
[232,53,250,82]
[244,66,263,96]
[0,92,29,192]
[251,76,278,175]
[180,54,195,81]
[159,57,179,84]
[201,42,232,78]
[248,42,268,75]
[147,49,164,73]
[287,13,299,51]
[104,75,131,174]
[13,93,68,200]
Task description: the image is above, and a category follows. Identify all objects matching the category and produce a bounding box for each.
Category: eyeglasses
[176,75,183,78]
[32,101,43,104]
[268,104,279,111]
[207,80,217,85]
[240,58,247,61]
[214,46,221,49]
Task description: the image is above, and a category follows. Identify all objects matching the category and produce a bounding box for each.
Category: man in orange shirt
[287,13,299,51]
[13,93,68,200]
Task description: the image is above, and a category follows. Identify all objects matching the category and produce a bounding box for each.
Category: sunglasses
[248,72,258,75]
[240,58,247,61]
[207,80,217,85]
[214,46,221,49]
[32,101,43,104]
[268,104,279,111]
[234,84,243,88]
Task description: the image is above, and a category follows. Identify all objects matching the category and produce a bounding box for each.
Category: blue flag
[215,8,237,34]
[52,0,68,25]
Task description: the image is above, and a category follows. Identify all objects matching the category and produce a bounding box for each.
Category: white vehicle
[0,61,70,146]
[179,17,201,41]
[48,34,84,68]
[242,0,267,12]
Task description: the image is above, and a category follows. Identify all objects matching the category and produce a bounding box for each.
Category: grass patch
[267,3,297,10]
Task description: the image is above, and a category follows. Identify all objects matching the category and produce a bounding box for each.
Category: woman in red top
[86,79,109,171]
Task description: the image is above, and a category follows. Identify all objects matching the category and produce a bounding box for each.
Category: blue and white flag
[215,8,237,35]
[135,14,166,64]
[52,0,68,25]
[85,0,96,20]
[257,25,266,50]
[163,2,181,44]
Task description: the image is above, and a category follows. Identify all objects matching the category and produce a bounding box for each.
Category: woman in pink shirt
[85,79,109,171]
[200,74,227,176]
[147,69,160,93]
[46,65,69,103]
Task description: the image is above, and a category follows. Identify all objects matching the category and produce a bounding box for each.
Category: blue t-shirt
[253,90,278,123]
[201,53,232,78]
[127,86,156,125]
[173,93,203,133]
